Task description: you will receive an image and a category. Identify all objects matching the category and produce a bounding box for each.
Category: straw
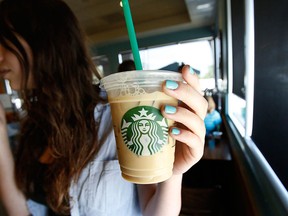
[121,0,143,70]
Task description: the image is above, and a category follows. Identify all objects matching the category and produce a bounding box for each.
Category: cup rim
[99,70,183,90]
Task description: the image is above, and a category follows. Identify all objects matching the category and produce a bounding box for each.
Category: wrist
[159,173,183,187]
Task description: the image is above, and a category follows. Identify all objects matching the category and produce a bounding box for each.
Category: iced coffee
[100,70,182,184]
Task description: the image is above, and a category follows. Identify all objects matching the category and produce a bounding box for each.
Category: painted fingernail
[165,105,177,114]
[166,80,178,90]
[189,66,195,74]
[171,127,181,135]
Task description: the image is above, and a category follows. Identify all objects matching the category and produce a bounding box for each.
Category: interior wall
[220,0,287,189]
[252,0,288,189]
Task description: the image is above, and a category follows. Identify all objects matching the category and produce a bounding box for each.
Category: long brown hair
[0,0,103,214]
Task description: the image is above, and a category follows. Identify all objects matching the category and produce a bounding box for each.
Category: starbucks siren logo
[121,106,168,156]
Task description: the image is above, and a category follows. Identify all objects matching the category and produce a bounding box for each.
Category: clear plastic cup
[100,70,182,184]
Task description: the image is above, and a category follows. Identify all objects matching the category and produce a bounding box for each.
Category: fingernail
[171,127,181,135]
[165,105,177,114]
[166,80,178,90]
[189,66,195,74]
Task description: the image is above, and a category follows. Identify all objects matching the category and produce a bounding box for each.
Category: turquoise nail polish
[165,105,176,114]
[189,66,195,74]
[171,128,180,135]
[166,80,178,90]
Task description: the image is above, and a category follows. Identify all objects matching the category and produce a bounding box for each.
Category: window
[226,0,254,138]
[119,38,216,91]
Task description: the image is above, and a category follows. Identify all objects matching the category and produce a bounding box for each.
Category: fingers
[160,65,207,174]
[162,70,208,120]
[181,65,202,94]
[162,105,206,142]
[162,65,207,145]
[172,129,204,161]
[168,127,205,174]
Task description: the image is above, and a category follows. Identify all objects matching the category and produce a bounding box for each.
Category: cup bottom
[121,170,173,184]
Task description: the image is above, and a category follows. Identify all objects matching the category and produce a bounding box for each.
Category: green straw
[121,0,143,70]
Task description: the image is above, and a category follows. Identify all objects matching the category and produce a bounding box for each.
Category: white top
[27,102,142,216]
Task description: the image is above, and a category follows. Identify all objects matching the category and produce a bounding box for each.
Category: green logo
[121,106,168,156]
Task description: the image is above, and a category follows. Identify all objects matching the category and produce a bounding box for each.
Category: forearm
[138,174,183,216]
[0,125,29,216]
[0,179,28,216]
[0,183,28,216]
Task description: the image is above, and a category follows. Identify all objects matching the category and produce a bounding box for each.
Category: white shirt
[27,102,142,216]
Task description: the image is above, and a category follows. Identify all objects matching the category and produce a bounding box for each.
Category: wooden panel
[88,14,190,44]
[181,187,223,215]
[63,0,191,44]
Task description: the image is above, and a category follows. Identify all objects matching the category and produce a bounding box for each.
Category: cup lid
[99,70,183,91]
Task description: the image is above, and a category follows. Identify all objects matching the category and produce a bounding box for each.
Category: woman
[0,0,207,215]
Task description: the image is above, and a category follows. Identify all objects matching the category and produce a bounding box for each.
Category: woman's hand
[0,101,8,144]
[0,101,30,216]
[162,65,208,175]
[0,101,7,126]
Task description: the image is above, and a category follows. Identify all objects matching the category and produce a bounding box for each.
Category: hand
[162,65,207,175]
[0,101,8,146]
[0,101,7,126]
[0,101,30,216]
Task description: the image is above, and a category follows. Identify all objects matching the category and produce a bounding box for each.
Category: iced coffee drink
[100,70,182,184]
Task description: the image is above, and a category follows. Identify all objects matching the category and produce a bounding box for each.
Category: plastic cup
[100,70,182,184]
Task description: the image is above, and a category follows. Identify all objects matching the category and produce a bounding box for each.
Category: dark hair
[0,0,103,214]
[118,59,136,72]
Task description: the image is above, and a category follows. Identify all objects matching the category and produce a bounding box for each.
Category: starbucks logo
[121,106,168,156]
